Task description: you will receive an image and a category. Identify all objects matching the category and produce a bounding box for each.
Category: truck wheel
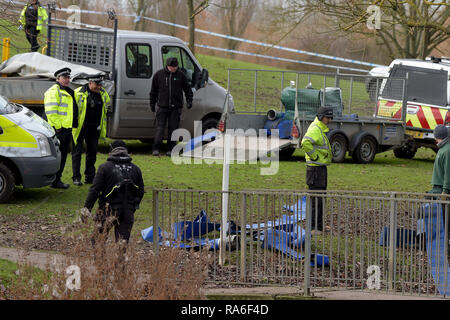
[0,163,15,203]
[352,137,377,164]
[329,134,347,163]
[393,146,417,159]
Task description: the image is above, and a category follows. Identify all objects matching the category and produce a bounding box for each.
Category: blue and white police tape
[6,0,385,69]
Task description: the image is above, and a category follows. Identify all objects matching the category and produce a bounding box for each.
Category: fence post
[152,189,160,255]
[240,193,247,282]
[388,192,397,291]
[304,194,312,296]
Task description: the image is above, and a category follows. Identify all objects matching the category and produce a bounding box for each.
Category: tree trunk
[187,0,195,55]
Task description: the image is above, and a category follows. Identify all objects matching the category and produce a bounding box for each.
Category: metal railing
[148,189,449,298]
[226,69,406,121]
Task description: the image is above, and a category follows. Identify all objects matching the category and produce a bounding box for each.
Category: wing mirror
[196,68,209,90]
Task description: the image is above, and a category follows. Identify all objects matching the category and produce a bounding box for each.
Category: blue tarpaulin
[379,203,450,296]
[379,227,417,248]
[421,203,450,295]
[183,131,218,153]
[141,197,330,267]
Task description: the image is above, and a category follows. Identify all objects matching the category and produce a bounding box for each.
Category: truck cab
[0,96,61,202]
[376,57,450,158]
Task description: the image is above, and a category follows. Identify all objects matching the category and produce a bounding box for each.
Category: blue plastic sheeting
[141,205,330,267]
[379,227,417,248]
[422,203,450,295]
[264,118,293,139]
[183,131,218,153]
[171,210,221,241]
[283,196,307,220]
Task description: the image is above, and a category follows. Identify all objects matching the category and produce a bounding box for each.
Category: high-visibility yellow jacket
[72,85,110,142]
[44,84,74,130]
[301,117,332,166]
[19,4,48,31]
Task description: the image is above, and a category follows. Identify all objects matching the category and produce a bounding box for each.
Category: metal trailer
[187,69,408,164]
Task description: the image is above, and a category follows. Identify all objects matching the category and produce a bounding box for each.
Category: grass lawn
[0,18,48,56]
[0,140,437,238]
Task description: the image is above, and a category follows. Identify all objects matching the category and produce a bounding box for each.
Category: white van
[0,96,61,202]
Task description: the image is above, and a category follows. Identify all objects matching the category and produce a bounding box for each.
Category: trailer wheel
[0,163,15,203]
[352,137,377,164]
[329,134,347,163]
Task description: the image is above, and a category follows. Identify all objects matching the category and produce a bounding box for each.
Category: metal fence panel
[150,189,449,298]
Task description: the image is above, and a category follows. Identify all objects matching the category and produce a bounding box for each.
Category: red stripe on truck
[416,107,430,129]
[431,107,444,125]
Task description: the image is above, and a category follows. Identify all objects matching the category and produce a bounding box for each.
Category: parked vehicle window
[126,44,152,78]
[161,46,200,87]
[382,65,447,106]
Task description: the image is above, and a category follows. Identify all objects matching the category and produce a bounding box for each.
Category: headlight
[35,133,52,157]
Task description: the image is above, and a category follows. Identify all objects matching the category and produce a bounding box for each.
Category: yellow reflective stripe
[106,185,119,199]
[0,142,37,148]
[306,160,330,166]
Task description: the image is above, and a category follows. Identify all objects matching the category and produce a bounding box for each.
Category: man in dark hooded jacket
[81,140,145,244]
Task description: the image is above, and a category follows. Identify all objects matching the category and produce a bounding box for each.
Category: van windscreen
[0,96,21,115]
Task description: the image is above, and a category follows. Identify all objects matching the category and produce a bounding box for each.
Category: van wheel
[202,117,219,134]
[352,137,377,164]
[0,163,15,203]
[330,134,347,163]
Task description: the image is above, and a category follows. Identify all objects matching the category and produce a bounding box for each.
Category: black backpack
[106,163,143,209]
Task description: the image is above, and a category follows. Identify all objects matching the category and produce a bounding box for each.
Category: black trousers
[153,106,181,152]
[25,26,39,52]
[72,126,100,182]
[306,166,328,231]
[54,128,73,184]
[92,205,135,243]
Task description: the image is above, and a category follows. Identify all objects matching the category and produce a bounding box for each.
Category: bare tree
[187,0,209,55]
[157,0,185,36]
[127,0,160,31]
[214,0,257,55]
[269,0,450,62]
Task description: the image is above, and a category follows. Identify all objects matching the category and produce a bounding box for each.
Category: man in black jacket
[149,57,193,156]
[81,140,145,245]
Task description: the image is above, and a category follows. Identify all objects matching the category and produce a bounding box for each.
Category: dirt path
[0,246,444,300]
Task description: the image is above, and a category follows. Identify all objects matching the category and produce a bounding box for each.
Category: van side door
[110,39,156,139]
